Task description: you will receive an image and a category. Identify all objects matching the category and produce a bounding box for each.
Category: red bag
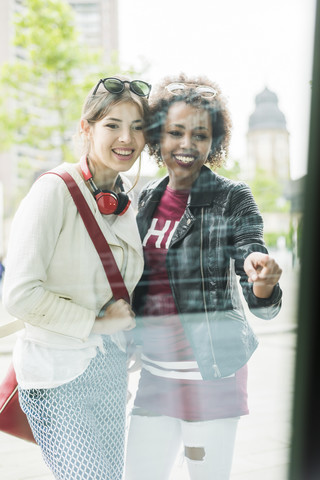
[0,363,36,442]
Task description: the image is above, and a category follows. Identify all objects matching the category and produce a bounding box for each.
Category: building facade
[245,87,292,244]
[0,0,119,217]
[246,87,290,182]
[69,0,118,63]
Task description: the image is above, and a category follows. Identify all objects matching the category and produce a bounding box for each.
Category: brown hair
[146,73,232,168]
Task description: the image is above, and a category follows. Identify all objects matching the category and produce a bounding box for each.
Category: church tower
[246,87,290,181]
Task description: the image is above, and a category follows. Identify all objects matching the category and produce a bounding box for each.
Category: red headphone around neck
[79,155,131,216]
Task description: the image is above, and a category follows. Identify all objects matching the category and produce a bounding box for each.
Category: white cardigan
[3,162,144,388]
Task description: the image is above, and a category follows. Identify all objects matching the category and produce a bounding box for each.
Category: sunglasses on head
[92,77,152,98]
[165,82,217,98]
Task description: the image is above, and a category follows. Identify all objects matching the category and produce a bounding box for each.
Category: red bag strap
[45,171,130,303]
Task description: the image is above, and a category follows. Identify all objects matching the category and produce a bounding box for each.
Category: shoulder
[200,167,252,204]
[138,176,168,204]
[19,163,78,215]
[220,178,260,216]
[210,169,250,194]
[200,167,259,216]
[37,162,84,194]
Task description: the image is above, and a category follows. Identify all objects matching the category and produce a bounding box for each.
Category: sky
[118,0,317,179]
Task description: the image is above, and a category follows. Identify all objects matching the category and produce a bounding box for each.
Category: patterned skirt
[19,336,127,480]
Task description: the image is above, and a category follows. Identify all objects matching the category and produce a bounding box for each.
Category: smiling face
[82,101,145,186]
[160,102,213,190]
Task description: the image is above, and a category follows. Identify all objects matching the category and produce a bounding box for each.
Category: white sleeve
[3,175,95,341]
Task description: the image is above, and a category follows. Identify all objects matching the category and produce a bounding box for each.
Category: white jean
[125,414,239,480]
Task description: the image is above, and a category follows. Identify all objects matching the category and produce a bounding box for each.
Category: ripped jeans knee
[184,446,205,461]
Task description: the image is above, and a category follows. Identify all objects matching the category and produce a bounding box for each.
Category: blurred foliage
[155,165,167,178]
[216,159,242,181]
[0,0,142,193]
[264,232,286,249]
[248,168,290,213]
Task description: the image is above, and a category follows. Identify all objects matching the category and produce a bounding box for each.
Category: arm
[3,175,96,340]
[229,183,283,318]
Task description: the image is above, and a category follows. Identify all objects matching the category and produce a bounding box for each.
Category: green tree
[248,168,290,213]
[0,0,138,196]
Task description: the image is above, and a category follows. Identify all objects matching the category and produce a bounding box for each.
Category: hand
[92,299,136,335]
[244,252,282,299]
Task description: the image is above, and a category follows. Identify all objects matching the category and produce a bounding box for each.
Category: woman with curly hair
[125,74,282,480]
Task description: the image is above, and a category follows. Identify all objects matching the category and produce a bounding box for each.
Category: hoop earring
[126,155,142,194]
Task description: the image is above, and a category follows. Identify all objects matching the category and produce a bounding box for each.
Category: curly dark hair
[146,73,232,168]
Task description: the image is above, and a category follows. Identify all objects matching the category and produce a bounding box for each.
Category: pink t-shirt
[134,185,248,421]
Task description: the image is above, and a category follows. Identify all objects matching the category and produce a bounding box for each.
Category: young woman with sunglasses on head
[125,73,282,480]
[3,75,150,480]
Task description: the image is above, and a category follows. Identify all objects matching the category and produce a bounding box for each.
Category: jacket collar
[188,165,217,207]
[148,165,217,208]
